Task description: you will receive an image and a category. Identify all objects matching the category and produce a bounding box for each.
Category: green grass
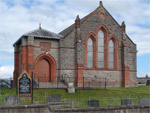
[0,86,150,108]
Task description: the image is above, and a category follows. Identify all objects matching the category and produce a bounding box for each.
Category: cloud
[1,0,149,55]
[0,65,14,79]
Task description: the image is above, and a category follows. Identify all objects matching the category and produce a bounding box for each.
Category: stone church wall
[59,31,76,78]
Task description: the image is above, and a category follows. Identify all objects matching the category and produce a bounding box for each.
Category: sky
[0,0,150,78]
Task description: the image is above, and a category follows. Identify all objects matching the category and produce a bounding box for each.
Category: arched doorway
[38,59,50,82]
[34,54,56,82]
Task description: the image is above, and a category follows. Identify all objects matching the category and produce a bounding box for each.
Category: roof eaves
[13,36,23,47]
[103,7,121,28]
[125,34,136,45]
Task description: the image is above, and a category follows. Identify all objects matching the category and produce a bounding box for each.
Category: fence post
[45,92,47,103]
[31,72,33,103]
[105,78,106,90]
[16,71,18,95]
[72,101,74,108]
[83,77,84,89]
[57,77,58,89]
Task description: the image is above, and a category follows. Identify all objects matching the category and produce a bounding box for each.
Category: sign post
[17,71,32,100]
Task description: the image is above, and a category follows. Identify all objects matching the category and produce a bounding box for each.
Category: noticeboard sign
[19,73,30,94]
[17,71,32,99]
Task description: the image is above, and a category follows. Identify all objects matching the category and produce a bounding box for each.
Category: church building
[13,1,138,88]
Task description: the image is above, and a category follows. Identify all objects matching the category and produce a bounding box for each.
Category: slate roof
[59,24,75,36]
[14,28,63,46]
[23,28,63,39]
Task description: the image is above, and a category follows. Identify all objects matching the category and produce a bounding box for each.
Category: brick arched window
[85,33,96,68]
[87,38,93,68]
[108,36,119,69]
[96,25,109,69]
[108,40,114,68]
[98,30,104,68]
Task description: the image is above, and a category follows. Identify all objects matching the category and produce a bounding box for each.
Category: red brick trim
[27,46,34,76]
[40,42,51,51]
[76,65,84,87]
[34,46,75,49]
[85,32,97,68]
[13,51,19,88]
[27,46,34,66]
[57,69,76,70]
[34,53,57,82]
[94,12,110,20]
[84,81,121,85]
[122,65,131,87]
[21,46,27,72]
[84,68,118,71]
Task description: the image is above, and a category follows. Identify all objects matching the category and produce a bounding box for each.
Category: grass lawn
[0,85,150,108]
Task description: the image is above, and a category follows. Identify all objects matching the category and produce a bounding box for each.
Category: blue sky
[0,0,150,78]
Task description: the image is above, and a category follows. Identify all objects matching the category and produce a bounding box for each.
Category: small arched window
[98,30,104,68]
[108,40,114,68]
[88,38,93,68]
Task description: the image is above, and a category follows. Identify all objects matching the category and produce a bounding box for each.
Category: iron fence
[62,75,107,90]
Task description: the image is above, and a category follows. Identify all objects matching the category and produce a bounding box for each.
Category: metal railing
[62,75,108,90]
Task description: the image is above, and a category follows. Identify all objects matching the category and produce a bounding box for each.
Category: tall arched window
[98,30,104,68]
[88,38,93,68]
[108,40,114,68]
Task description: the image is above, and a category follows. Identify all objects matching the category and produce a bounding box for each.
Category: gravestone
[47,95,61,104]
[139,98,150,105]
[121,99,131,105]
[4,96,19,105]
[68,83,74,88]
[33,79,38,89]
[146,80,150,86]
[88,100,99,107]
[67,83,75,93]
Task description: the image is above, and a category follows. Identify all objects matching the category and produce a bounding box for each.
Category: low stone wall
[0,104,149,113]
[52,105,150,113]
[0,104,50,113]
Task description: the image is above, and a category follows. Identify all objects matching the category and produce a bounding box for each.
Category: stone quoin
[13,1,138,88]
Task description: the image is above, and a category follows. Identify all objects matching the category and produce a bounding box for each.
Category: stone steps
[39,82,67,88]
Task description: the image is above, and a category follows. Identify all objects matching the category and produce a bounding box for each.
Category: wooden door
[38,59,50,82]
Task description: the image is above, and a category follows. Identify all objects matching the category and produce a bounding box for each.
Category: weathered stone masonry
[13,1,138,88]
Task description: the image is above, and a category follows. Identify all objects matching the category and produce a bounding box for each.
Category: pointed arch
[96,24,109,68]
[108,35,119,69]
[96,24,109,38]
[85,32,96,68]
